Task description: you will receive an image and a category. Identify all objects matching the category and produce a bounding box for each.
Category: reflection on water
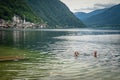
[0,29,120,80]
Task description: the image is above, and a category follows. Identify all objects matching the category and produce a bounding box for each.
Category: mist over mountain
[0,0,85,28]
[74,4,120,27]
[74,8,108,20]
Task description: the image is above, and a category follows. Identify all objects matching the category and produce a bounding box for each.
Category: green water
[0,46,56,80]
[0,29,120,80]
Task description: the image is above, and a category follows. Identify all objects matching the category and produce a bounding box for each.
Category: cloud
[76,7,99,11]
[94,3,117,8]
[74,3,118,12]
[74,7,100,12]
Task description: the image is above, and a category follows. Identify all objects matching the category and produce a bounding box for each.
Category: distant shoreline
[1,27,120,30]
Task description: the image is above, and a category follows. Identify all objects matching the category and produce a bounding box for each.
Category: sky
[60,0,120,13]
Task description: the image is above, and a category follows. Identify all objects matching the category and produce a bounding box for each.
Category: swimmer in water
[74,51,79,58]
[93,51,97,57]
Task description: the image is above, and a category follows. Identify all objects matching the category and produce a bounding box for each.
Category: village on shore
[0,15,47,29]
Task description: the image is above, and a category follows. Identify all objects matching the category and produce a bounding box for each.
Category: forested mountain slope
[0,0,85,28]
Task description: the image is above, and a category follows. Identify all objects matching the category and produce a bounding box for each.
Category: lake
[0,28,120,80]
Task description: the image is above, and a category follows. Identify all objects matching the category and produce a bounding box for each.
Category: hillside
[75,4,120,27]
[0,0,41,23]
[25,0,85,28]
[0,0,85,28]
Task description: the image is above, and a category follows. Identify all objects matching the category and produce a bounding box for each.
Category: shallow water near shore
[0,28,120,80]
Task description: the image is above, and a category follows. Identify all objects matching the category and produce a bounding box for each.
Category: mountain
[0,0,41,23]
[74,8,107,20]
[75,4,120,27]
[84,4,120,27]
[25,0,85,28]
[0,0,85,28]
[74,12,87,20]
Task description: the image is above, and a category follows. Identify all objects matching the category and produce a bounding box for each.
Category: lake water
[0,29,120,80]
